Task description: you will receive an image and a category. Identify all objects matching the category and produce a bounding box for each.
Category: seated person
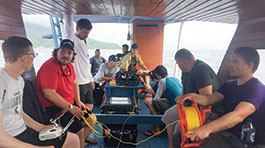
[116,44,129,61]
[162,48,220,148]
[175,47,265,148]
[0,36,79,148]
[120,43,151,88]
[36,39,97,148]
[90,49,106,76]
[144,65,182,136]
[93,55,119,105]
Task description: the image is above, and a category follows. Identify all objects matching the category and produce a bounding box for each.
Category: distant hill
[24,21,120,49]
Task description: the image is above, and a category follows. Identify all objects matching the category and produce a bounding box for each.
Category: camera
[115,70,140,86]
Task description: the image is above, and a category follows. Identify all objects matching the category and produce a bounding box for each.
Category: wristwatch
[69,104,73,110]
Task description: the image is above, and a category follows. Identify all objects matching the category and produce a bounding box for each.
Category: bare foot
[85,137,97,144]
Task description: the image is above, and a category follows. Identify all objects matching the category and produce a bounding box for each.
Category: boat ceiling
[8,0,255,24]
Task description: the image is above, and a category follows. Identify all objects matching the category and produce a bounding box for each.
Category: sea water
[0,48,265,83]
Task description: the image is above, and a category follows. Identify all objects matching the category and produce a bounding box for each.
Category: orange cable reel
[176,96,211,148]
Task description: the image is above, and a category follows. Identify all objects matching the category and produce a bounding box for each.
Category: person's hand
[185,125,211,142]
[69,105,84,120]
[38,124,55,132]
[90,81,95,90]
[177,93,196,104]
[77,101,90,111]
[137,70,143,75]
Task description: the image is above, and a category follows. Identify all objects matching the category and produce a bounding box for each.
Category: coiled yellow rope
[184,107,200,131]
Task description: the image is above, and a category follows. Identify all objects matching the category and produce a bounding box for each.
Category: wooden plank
[149,0,173,17]
[155,0,186,18]
[136,0,154,16]
[161,0,201,18]
[181,0,236,20]
[238,0,265,21]
[168,0,212,19]
[186,1,238,21]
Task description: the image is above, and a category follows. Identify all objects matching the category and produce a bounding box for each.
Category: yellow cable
[89,118,179,146]
[184,107,200,131]
[117,114,135,148]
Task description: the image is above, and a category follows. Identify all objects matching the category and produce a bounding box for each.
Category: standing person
[93,55,119,105]
[0,36,80,148]
[116,44,129,61]
[36,39,97,148]
[64,15,95,111]
[175,47,265,148]
[161,48,220,148]
[90,49,106,76]
[144,65,182,136]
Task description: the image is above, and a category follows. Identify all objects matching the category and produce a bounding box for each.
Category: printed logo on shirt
[4,91,22,111]
[1,89,6,104]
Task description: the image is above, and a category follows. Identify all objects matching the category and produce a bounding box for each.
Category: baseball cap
[108,55,118,62]
[59,39,75,51]
[131,43,138,49]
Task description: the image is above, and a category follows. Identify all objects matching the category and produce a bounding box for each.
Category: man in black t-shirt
[161,48,220,148]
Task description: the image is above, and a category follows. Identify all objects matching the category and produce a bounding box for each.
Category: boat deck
[85,98,169,148]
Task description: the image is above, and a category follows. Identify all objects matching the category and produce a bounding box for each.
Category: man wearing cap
[0,36,80,148]
[90,49,106,76]
[93,55,119,105]
[36,39,97,148]
[120,43,148,72]
[144,65,182,136]
[120,43,151,89]
[64,15,95,112]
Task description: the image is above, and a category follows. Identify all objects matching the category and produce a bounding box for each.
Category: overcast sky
[22,14,237,51]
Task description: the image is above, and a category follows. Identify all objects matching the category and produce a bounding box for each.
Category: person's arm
[100,76,115,82]
[0,110,54,148]
[186,102,256,141]
[63,15,74,40]
[153,79,166,101]
[198,85,213,111]
[20,108,45,132]
[178,92,224,107]
[42,88,84,120]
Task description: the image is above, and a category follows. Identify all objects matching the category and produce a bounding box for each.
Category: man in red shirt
[36,39,97,148]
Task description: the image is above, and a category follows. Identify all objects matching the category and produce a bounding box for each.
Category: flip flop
[85,137,97,144]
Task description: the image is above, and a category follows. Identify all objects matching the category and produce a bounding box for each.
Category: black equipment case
[101,96,139,114]
[101,96,139,147]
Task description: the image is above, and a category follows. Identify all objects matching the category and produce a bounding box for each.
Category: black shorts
[93,82,106,105]
[15,127,66,148]
[152,99,171,114]
[79,82,93,104]
[45,106,83,133]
